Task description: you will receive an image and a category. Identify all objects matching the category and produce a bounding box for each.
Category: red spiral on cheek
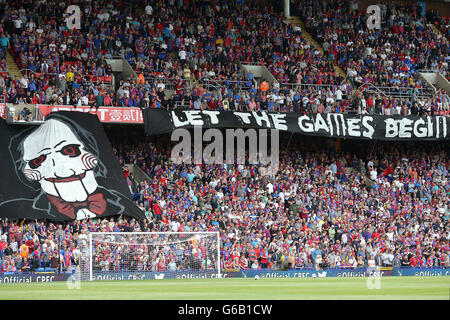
[81,153,98,170]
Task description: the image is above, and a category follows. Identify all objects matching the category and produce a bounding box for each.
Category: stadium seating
[1,134,448,272]
[0,0,447,114]
[0,0,449,274]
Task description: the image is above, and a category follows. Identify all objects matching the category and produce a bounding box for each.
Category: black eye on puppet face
[58,144,81,157]
[29,154,47,169]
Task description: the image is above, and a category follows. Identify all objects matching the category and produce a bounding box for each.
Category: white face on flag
[22,119,99,202]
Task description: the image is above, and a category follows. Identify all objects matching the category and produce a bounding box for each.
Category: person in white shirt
[179,48,187,67]
[20,75,29,89]
[266,182,274,194]
[76,95,83,106]
[370,168,377,180]
[26,19,36,32]
[342,233,348,244]
[360,237,366,247]
[335,88,343,101]
[156,81,165,91]
[348,255,357,268]
[367,255,376,268]
[81,95,89,105]
[360,97,366,111]
[302,96,309,108]
[315,255,322,270]
[145,5,153,15]
[14,17,23,30]
[279,191,285,203]
[171,220,180,232]
[335,254,342,267]
[382,249,394,266]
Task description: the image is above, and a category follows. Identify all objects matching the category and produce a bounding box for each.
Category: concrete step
[288,16,347,81]
[430,24,446,38]
[5,51,22,79]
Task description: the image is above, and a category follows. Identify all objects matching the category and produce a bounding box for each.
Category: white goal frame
[87,232,221,281]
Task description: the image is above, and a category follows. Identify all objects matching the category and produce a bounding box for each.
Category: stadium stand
[0,0,449,275]
[1,134,448,272]
[299,1,448,86]
[0,0,448,114]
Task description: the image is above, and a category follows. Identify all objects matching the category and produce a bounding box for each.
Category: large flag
[0,112,145,221]
[143,109,449,140]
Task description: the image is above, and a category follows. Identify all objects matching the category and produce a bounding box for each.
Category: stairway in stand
[5,51,22,80]
[286,16,347,81]
[429,24,446,39]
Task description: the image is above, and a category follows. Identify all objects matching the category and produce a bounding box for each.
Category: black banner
[144,109,449,140]
[0,112,145,221]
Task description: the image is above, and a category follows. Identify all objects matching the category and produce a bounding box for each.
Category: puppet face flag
[0,112,145,221]
[23,119,99,203]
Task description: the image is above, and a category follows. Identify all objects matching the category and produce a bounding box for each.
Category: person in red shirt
[157,259,166,272]
[409,255,418,267]
[239,255,248,270]
[259,245,269,268]
[247,245,256,268]
[152,201,162,222]
[122,166,130,179]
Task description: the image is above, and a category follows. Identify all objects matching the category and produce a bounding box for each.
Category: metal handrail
[174,100,191,108]
[358,83,387,98]
[367,85,433,98]
[140,76,191,91]
[9,69,59,81]
[278,82,338,91]
[416,69,442,73]
[357,79,435,99]
[8,69,114,91]
[199,78,253,92]
[197,78,357,97]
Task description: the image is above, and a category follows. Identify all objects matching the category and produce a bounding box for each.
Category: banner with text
[2,268,448,284]
[37,105,144,123]
[144,109,449,140]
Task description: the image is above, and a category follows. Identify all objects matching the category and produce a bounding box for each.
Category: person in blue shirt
[180,170,188,179]
[187,170,196,183]
[0,33,9,60]
[28,79,37,93]
[312,245,322,263]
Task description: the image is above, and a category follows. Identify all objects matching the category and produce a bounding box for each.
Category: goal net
[79,232,221,281]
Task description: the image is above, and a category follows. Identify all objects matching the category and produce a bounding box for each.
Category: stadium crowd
[0,0,448,274]
[0,0,448,115]
[299,0,449,88]
[1,135,448,273]
[0,0,346,111]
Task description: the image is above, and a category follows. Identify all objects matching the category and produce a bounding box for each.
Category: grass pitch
[0,276,448,300]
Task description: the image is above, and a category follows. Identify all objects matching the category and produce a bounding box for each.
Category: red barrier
[37,105,143,123]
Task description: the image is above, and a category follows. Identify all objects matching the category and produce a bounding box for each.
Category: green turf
[0,277,448,300]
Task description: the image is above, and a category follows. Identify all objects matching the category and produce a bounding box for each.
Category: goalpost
[79,232,221,281]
